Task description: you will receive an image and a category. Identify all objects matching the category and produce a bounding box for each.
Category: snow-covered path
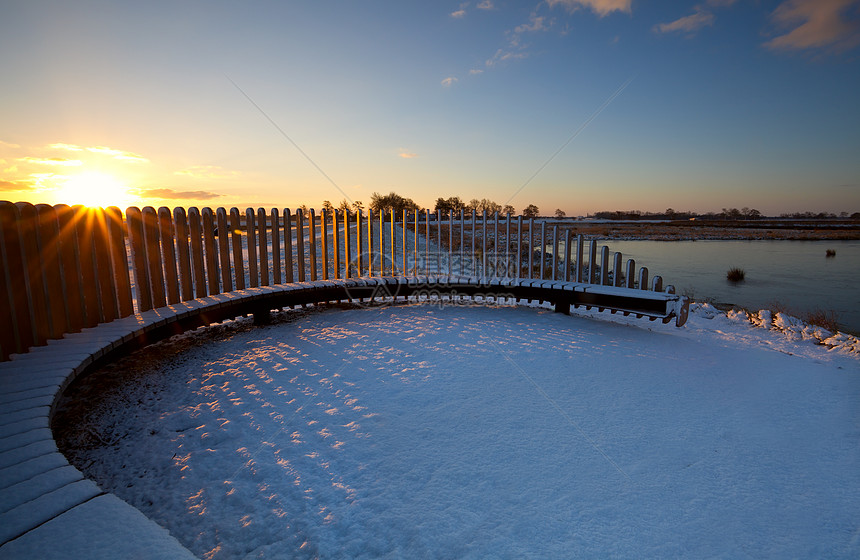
[55,304,860,559]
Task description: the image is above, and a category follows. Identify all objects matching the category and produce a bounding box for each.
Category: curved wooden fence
[1,202,680,361]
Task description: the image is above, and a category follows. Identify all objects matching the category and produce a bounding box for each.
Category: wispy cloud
[451,2,468,18]
[174,165,240,179]
[653,0,740,36]
[441,76,458,87]
[765,0,860,51]
[0,179,34,191]
[398,149,419,159]
[85,146,149,162]
[546,0,632,17]
[477,0,494,9]
[18,157,82,167]
[653,7,715,35]
[137,188,222,200]
[0,140,21,149]
[48,142,149,162]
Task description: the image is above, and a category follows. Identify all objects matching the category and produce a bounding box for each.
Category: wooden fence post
[158,207,180,305]
[256,208,268,286]
[92,207,119,321]
[626,259,636,289]
[174,207,194,300]
[55,205,85,331]
[230,208,245,290]
[106,207,133,317]
[356,209,363,277]
[203,208,220,292]
[0,202,24,357]
[332,209,340,279]
[307,208,316,281]
[126,207,151,312]
[295,209,305,282]
[588,239,598,284]
[142,207,166,308]
[188,207,207,296]
[217,208,233,292]
[282,208,294,284]
[34,204,66,339]
[271,208,282,285]
[245,208,258,288]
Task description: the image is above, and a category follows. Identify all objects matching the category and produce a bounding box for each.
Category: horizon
[1,0,858,216]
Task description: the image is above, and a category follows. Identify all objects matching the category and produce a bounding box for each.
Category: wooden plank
[437,209,443,274]
[72,205,100,327]
[0,202,23,357]
[492,212,499,278]
[344,210,351,279]
[471,211,477,277]
[355,210,362,277]
[256,208,268,286]
[307,209,316,281]
[217,208,233,292]
[367,209,374,277]
[575,235,584,283]
[626,259,636,289]
[551,225,559,281]
[449,210,454,276]
[173,207,194,301]
[401,210,407,276]
[527,217,534,280]
[652,275,663,292]
[106,206,133,317]
[515,216,522,279]
[378,209,384,277]
[188,207,207,297]
[1,202,33,353]
[600,245,610,286]
[229,208,245,290]
[91,207,118,322]
[142,207,166,308]
[34,205,65,339]
[613,251,623,287]
[414,210,420,275]
[505,213,512,278]
[54,205,84,331]
[638,267,649,291]
[295,209,304,282]
[539,221,546,280]
[282,209,293,284]
[203,208,220,293]
[332,210,339,279]
[270,208,282,285]
[588,239,598,284]
[126,207,151,312]
[563,229,572,282]
[245,208,258,288]
[16,203,50,343]
[390,209,396,275]
[320,209,328,280]
[158,207,180,304]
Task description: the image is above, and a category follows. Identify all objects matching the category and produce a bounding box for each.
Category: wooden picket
[1,202,683,361]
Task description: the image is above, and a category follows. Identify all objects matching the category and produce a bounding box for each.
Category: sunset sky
[1,0,859,215]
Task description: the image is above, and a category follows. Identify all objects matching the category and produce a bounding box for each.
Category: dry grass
[726,267,745,282]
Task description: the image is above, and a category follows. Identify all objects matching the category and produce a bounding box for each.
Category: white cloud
[451,2,469,18]
[398,149,419,159]
[515,14,548,33]
[47,142,84,151]
[469,68,484,75]
[441,76,458,87]
[546,0,632,17]
[765,0,860,51]
[477,0,494,9]
[653,8,715,34]
[18,157,82,167]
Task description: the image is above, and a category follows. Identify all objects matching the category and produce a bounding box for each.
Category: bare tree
[554,208,566,218]
[522,204,539,218]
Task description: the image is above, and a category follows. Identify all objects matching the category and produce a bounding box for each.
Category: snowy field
[54,302,860,559]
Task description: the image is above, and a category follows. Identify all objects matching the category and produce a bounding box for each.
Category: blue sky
[1,0,859,215]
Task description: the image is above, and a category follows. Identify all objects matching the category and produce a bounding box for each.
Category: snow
[54,301,860,559]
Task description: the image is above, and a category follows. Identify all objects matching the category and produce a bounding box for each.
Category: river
[604,239,860,334]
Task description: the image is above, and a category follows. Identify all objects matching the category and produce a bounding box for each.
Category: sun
[54,171,138,209]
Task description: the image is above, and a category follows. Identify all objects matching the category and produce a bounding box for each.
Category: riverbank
[555,220,860,240]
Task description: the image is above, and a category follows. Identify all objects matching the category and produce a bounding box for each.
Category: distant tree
[338,199,351,213]
[352,200,364,212]
[434,196,466,213]
[665,208,676,219]
[467,198,481,212]
[502,204,516,215]
[554,208,566,219]
[369,191,419,217]
[479,199,502,214]
[322,200,334,212]
[299,204,309,214]
[522,204,539,218]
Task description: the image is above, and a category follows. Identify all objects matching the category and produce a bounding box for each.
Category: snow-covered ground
[54,302,860,559]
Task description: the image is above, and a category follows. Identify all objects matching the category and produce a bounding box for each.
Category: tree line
[313,193,543,218]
